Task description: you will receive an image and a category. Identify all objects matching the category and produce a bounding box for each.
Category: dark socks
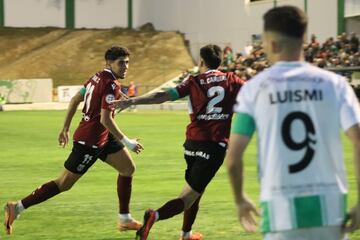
[21,181,60,209]
[182,196,202,232]
[156,198,185,220]
[117,175,132,214]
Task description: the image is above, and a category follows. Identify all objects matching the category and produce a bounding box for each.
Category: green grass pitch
[0,110,359,240]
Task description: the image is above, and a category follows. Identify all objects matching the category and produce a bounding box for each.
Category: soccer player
[111,44,245,240]
[227,6,360,240]
[4,46,144,235]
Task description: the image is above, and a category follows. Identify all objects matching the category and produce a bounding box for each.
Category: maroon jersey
[175,70,245,143]
[73,69,121,147]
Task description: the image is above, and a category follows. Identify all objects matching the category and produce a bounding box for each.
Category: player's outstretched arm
[111,91,172,110]
[227,133,259,233]
[59,91,84,148]
[343,123,360,233]
[100,108,143,154]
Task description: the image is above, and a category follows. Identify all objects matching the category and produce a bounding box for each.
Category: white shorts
[264,226,348,240]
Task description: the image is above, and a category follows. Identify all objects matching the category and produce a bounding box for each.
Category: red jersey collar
[104,68,117,80]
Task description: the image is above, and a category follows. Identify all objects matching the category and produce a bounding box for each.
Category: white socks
[16,200,25,214]
[119,213,133,223]
[181,230,192,238]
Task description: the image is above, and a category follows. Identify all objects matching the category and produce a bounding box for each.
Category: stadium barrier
[57,85,83,102]
[0,78,52,103]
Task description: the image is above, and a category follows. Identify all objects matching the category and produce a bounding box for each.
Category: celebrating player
[4,46,143,235]
[227,6,360,240]
[112,44,245,240]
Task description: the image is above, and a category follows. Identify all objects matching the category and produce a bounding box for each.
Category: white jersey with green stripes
[233,61,360,233]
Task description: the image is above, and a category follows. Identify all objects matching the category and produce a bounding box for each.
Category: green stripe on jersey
[261,194,348,233]
[260,202,271,233]
[79,87,86,96]
[231,113,256,137]
[166,88,180,101]
[294,195,323,228]
[342,194,348,219]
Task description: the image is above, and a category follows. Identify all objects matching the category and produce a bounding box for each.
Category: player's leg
[4,169,82,235]
[103,145,141,231]
[4,142,97,235]
[135,183,201,240]
[176,141,226,240]
[181,195,203,240]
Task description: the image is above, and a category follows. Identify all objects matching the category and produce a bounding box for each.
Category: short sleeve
[233,83,253,117]
[175,76,194,98]
[339,80,360,131]
[79,87,86,96]
[101,82,120,110]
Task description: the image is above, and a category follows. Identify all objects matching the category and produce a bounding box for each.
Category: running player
[112,44,245,240]
[227,6,360,240]
[4,46,144,235]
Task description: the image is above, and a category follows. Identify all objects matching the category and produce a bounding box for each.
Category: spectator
[350,32,359,53]
[127,81,138,111]
[219,33,360,80]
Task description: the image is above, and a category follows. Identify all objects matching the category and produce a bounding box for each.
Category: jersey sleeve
[231,83,256,136]
[233,83,253,116]
[80,79,91,96]
[101,82,119,110]
[339,79,360,131]
[167,76,194,101]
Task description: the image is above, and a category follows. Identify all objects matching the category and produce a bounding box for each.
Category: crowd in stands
[219,32,360,81]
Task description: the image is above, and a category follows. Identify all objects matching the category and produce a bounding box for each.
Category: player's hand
[343,204,360,233]
[237,196,260,233]
[120,137,144,154]
[58,129,69,148]
[111,99,132,112]
[131,138,144,154]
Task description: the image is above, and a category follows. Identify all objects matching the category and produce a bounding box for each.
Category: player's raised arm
[58,89,85,148]
[111,90,173,111]
[112,76,192,111]
[100,108,143,154]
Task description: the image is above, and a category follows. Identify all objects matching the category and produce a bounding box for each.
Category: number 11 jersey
[233,61,360,233]
[73,69,121,147]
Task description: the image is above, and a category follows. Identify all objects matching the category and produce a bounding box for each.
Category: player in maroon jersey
[4,46,143,235]
[112,45,245,240]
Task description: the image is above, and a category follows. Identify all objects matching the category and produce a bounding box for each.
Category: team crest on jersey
[111,84,116,90]
[105,94,115,104]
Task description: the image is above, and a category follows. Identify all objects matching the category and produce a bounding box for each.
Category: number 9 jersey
[232,62,360,233]
[168,70,245,143]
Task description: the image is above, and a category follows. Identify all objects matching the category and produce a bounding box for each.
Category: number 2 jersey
[233,61,360,233]
[73,69,121,147]
[168,70,245,143]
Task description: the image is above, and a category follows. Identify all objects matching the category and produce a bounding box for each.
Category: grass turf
[0,110,359,240]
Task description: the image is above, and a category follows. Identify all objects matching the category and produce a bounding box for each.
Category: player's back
[182,70,244,143]
[236,61,359,232]
[73,69,120,147]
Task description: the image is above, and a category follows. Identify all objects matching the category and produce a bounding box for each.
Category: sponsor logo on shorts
[185,150,210,160]
[77,164,85,172]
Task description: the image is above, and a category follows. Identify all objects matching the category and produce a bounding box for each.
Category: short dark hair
[200,44,223,69]
[263,6,307,38]
[105,46,131,61]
